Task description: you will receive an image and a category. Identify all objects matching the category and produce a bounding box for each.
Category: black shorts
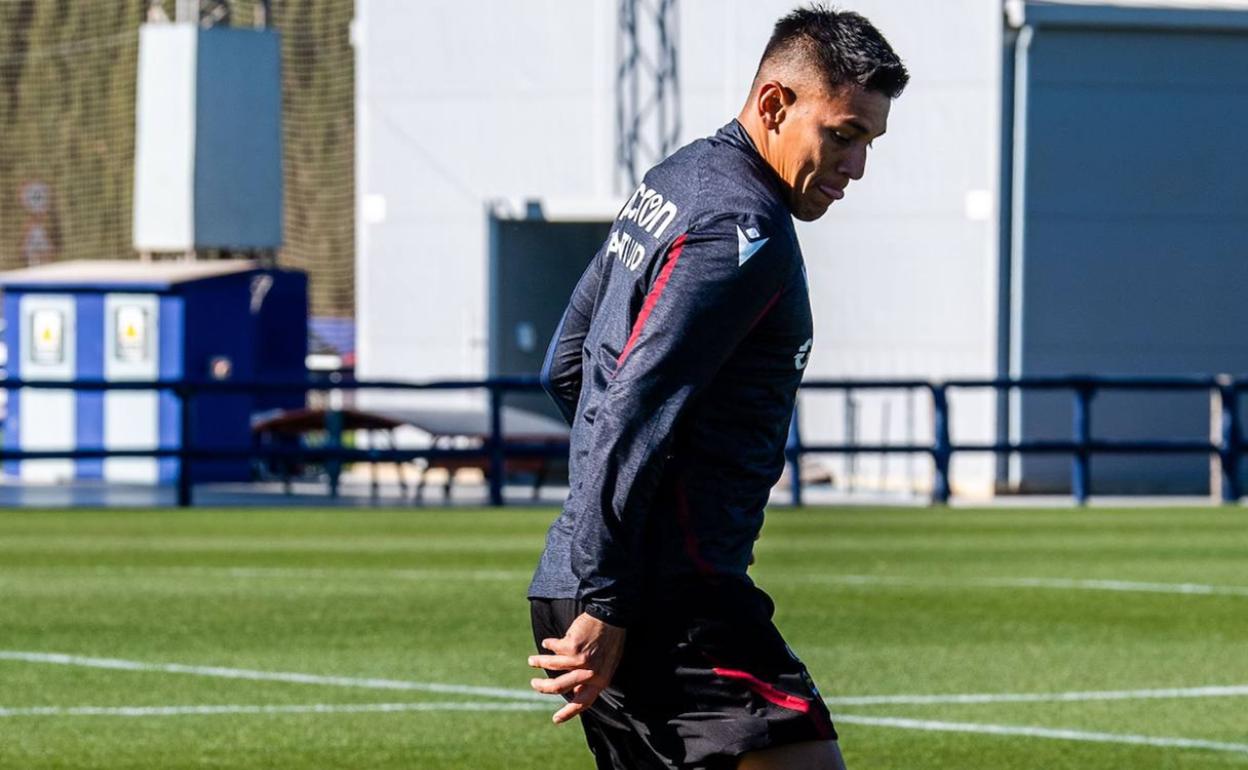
[530,581,837,770]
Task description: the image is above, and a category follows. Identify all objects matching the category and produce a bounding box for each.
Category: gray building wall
[1006,1,1248,492]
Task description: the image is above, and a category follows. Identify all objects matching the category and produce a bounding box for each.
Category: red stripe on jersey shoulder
[615,233,687,369]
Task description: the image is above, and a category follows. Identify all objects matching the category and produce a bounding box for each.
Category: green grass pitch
[1,506,1246,769]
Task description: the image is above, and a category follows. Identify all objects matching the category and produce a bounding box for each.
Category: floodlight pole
[616,0,680,192]
[175,0,233,27]
[255,0,272,28]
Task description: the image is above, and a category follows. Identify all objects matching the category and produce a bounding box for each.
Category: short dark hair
[756,4,909,99]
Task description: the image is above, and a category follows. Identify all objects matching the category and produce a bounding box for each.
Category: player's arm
[570,213,796,627]
[529,214,794,722]
[540,251,604,426]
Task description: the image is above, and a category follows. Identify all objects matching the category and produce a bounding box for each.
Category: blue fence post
[931,384,951,505]
[176,384,193,508]
[1072,384,1094,506]
[1218,376,1241,504]
[325,407,343,499]
[488,381,505,507]
[844,388,857,494]
[786,403,803,507]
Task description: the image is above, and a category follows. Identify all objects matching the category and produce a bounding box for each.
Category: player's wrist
[583,601,630,629]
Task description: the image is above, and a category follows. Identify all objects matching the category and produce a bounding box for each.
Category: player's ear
[756,81,788,132]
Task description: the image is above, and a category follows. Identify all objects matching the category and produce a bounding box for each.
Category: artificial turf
[0,506,1245,769]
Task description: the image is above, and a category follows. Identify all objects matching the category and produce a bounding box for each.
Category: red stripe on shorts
[711,667,812,713]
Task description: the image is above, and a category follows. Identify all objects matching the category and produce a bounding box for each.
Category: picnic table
[382,406,569,501]
[252,407,407,497]
[252,405,570,501]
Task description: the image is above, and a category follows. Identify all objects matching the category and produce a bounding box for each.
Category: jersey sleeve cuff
[583,601,630,629]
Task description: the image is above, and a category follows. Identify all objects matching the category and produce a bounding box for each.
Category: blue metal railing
[1,374,1242,507]
[787,375,1242,506]
[0,376,555,507]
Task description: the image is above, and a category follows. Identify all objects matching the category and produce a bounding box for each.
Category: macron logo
[737,225,768,266]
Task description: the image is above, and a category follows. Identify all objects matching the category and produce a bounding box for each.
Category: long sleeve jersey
[527,119,815,628]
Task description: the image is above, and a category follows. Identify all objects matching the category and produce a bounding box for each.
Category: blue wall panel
[74,294,105,480]
[158,295,184,484]
[3,294,20,477]
[193,28,283,249]
[3,267,306,486]
[255,272,308,415]
[183,275,254,481]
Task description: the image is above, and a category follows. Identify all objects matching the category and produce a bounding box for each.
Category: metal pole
[176,385,193,507]
[616,0,636,190]
[1005,25,1034,493]
[1217,376,1241,504]
[175,0,196,23]
[844,389,856,493]
[326,408,343,499]
[1072,385,1093,505]
[488,383,505,507]
[906,389,916,494]
[786,404,803,507]
[931,384,951,505]
[879,401,891,491]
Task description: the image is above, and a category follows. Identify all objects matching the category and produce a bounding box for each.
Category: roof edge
[1008,0,1248,31]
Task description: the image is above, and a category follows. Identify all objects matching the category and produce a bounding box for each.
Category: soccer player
[526,6,907,768]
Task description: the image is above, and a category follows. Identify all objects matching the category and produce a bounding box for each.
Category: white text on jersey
[794,338,812,370]
[618,182,679,239]
[607,227,646,271]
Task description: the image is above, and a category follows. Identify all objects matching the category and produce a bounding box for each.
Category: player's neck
[737,111,787,181]
[736,110,793,205]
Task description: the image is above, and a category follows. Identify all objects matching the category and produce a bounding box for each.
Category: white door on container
[104,294,160,483]
[19,294,76,481]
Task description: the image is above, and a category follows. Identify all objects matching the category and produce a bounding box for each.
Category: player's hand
[527,611,626,724]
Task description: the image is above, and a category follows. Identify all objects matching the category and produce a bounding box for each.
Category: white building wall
[355,0,616,392]
[677,0,1003,495]
[355,0,1003,493]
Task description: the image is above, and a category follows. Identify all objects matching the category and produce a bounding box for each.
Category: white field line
[3,652,1246,758]
[8,567,1246,599]
[0,566,532,581]
[8,650,1248,710]
[0,701,548,718]
[835,714,1248,756]
[0,651,549,703]
[4,700,1247,759]
[797,574,1248,598]
[826,684,1248,707]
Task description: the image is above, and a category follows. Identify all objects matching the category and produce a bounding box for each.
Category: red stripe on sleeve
[615,233,687,369]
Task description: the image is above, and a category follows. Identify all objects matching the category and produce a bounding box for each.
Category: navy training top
[527,119,815,627]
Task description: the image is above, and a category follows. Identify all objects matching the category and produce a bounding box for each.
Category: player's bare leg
[737,739,847,770]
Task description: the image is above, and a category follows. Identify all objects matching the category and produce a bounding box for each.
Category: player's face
[779,84,891,221]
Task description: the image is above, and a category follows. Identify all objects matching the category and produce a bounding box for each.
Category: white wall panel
[18,294,76,482]
[133,25,197,251]
[679,0,1003,494]
[356,0,1002,493]
[103,294,160,483]
[356,0,615,399]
